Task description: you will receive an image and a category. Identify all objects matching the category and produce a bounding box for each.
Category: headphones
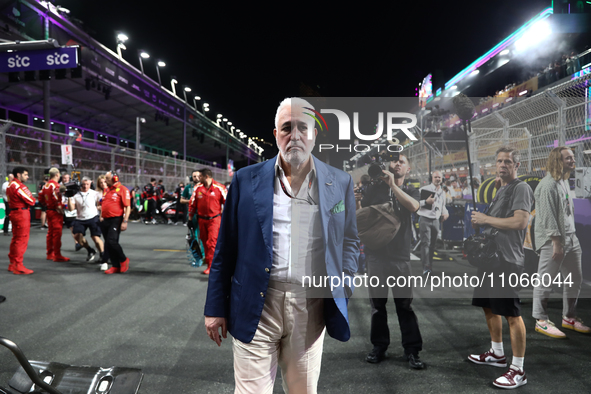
[111,171,119,182]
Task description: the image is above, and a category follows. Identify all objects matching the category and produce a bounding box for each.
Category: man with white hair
[67,176,105,267]
[204,97,359,393]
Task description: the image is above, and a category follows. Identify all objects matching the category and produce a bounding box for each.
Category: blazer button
[265,268,270,273]
[260,292,264,297]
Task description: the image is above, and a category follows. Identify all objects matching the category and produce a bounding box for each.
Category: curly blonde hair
[546,146,571,181]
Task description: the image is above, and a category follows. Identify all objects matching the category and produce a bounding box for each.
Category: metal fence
[401,72,591,187]
[0,121,231,193]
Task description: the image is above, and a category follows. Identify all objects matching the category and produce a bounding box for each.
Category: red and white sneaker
[468,349,507,367]
[493,366,527,389]
[562,316,591,334]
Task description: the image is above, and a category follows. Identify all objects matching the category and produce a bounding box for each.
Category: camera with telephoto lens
[367,151,401,185]
[63,181,81,198]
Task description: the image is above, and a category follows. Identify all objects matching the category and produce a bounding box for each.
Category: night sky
[58,0,551,148]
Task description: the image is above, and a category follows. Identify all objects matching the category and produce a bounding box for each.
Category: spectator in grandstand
[570,51,580,72]
[554,59,561,82]
[566,54,575,75]
[532,147,590,338]
[67,176,104,266]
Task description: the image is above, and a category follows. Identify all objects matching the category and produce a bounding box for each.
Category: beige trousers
[232,281,325,394]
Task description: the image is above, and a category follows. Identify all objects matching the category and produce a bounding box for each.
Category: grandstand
[344,5,591,188]
[0,0,262,190]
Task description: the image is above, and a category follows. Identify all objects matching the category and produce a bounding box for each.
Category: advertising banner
[0,46,79,72]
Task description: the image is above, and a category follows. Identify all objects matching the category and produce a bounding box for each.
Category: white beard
[282,149,308,167]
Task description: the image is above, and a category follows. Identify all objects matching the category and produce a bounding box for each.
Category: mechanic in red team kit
[6,167,36,274]
[39,167,70,262]
[100,171,131,275]
[188,168,226,275]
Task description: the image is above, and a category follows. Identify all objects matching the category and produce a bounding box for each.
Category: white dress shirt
[417,183,448,220]
[271,155,323,284]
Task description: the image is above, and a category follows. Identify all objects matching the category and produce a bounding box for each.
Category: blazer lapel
[314,156,335,245]
[252,158,276,258]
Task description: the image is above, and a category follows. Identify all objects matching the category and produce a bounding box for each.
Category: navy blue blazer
[204,155,359,343]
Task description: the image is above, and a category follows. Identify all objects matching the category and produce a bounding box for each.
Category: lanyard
[278,177,315,205]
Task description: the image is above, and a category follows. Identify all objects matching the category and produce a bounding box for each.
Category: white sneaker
[151,219,157,225]
[167,219,173,225]
[100,263,109,271]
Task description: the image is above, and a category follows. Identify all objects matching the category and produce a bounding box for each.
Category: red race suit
[39,179,68,260]
[188,180,226,272]
[6,179,35,273]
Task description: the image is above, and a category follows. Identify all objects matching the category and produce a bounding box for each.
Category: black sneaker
[366,347,387,364]
[75,243,83,252]
[86,249,97,262]
[406,353,426,370]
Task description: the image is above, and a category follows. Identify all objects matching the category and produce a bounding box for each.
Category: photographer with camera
[418,170,449,276]
[468,147,533,389]
[356,153,425,370]
[39,167,70,262]
[67,176,104,265]
[61,173,81,251]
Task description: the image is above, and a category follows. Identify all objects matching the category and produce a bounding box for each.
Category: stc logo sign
[7,52,70,68]
[0,47,78,73]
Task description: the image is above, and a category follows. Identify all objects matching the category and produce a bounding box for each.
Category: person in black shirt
[356,153,425,369]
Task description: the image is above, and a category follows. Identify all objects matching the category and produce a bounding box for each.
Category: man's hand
[121,221,128,231]
[442,213,449,222]
[205,316,227,346]
[354,192,363,203]
[471,211,488,227]
[425,195,435,205]
[552,241,564,262]
[380,169,395,189]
